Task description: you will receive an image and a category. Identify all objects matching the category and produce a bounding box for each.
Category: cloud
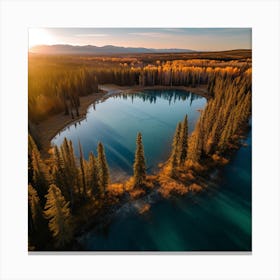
[75,33,108,37]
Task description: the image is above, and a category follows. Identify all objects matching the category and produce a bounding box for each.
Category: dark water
[52,89,251,251]
[79,129,251,251]
[52,90,206,181]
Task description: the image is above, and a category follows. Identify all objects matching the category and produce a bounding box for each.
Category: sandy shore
[37,92,104,157]
[36,84,209,157]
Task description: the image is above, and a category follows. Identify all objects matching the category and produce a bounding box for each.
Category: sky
[29,28,252,51]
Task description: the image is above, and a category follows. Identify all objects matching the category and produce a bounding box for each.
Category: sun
[29,28,54,48]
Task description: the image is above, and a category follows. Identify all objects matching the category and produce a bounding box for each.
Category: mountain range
[29,44,196,54]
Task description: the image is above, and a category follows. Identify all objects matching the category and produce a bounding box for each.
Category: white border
[1,0,280,279]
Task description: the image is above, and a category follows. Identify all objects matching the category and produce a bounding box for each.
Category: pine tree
[52,145,69,200]
[133,132,146,186]
[97,142,110,194]
[169,123,182,176]
[28,184,44,232]
[28,133,39,156]
[187,120,202,163]
[78,141,87,197]
[63,91,70,115]
[28,184,50,250]
[87,151,100,198]
[186,71,252,159]
[44,184,73,248]
[31,148,50,201]
[28,134,39,183]
[60,138,79,203]
[93,76,98,92]
[179,114,188,165]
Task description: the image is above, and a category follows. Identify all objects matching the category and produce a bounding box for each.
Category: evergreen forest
[28,50,252,250]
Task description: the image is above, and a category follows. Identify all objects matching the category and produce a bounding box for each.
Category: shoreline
[30,84,251,251]
[36,84,209,158]
[75,122,251,247]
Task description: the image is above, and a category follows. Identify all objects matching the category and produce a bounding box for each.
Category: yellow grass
[186,171,195,180]
[123,176,155,199]
[158,176,188,198]
[211,154,229,165]
[124,177,135,191]
[107,183,125,196]
[185,159,206,171]
[130,189,145,199]
[138,203,151,214]
[189,183,203,192]
[145,175,157,189]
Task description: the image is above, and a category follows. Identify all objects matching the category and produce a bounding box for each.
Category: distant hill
[29,44,196,54]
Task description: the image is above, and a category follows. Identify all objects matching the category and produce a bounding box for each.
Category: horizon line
[29,43,252,53]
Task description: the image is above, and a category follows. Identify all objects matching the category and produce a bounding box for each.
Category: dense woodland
[28,51,252,250]
[28,51,251,123]
[169,69,251,169]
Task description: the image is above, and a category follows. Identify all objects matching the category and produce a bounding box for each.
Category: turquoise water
[52,90,206,181]
[52,89,251,251]
[79,129,251,251]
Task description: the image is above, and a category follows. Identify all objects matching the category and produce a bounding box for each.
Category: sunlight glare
[29,28,54,48]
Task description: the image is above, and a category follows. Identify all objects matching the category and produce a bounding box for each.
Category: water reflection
[115,89,201,106]
[52,89,206,182]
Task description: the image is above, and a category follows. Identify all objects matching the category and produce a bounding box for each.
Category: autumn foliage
[28,51,251,250]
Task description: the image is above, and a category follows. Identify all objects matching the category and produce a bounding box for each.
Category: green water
[52,89,251,251]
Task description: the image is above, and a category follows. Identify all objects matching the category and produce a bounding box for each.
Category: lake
[52,89,206,181]
[52,89,251,251]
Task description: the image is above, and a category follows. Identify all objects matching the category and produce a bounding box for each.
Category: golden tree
[44,184,73,248]
[133,132,146,186]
